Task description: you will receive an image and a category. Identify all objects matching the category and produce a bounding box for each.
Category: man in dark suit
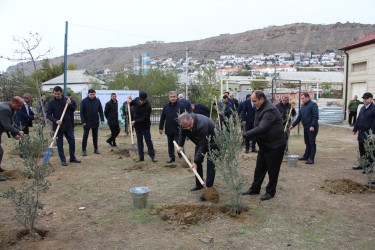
[105,93,120,147]
[218,95,234,131]
[178,94,192,113]
[290,93,319,164]
[15,93,36,135]
[0,96,24,181]
[46,86,80,166]
[242,90,286,201]
[242,94,257,153]
[127,92,157,162]
[159,91,185,163]
[80,89,104,156]
[352,92,375,175]
[191,102,210,118]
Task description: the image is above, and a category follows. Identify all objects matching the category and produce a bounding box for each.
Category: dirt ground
[0,124,374,249]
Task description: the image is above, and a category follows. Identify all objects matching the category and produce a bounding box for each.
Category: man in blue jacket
[242,94,257,153]
[191,102,210,118]
[159,91,185,163]
[15,93,36,135]
[80,89,104,156]
[178,94,192,113]
[290,93,319,164]
[47,86,80,166]
[352,92,375,174]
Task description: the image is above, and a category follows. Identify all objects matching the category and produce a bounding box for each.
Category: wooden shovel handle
[173,141,205,186]
[127,104,135,145]
[215,96,221,130]
[284,105,294,132]
[49,102,69,148]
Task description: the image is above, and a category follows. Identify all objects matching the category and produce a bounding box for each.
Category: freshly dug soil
[0,170,24,180]
[201,187,220,203]
[321,178,367,194]
[163,164,177,168]
[111,148,130,157]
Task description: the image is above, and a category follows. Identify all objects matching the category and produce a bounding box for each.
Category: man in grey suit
[0,96,25,181]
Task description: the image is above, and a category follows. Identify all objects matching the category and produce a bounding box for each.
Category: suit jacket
[0,102,21,137]
[242,99,256,130]
[159,101,185,135]
[353,102,375,142]
[80,97,104,128]
[15,102,35,129]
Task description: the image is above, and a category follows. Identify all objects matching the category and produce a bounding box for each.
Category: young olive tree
[2,123,52,238]
[208,107,246,213]
[358,130,375,185]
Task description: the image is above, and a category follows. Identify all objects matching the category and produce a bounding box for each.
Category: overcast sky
[1,0,374,72]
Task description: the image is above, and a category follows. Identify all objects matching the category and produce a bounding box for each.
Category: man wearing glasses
[176,112,218,201]
[352,92,375,177]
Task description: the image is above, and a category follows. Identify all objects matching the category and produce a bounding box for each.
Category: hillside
[12,22,375,73]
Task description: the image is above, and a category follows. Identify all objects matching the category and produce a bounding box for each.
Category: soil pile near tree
[321,179,367,194]
[0,170,24,180]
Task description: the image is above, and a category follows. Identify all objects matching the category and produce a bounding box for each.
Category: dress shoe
[190,186,203,191]
[151,157,157,163]
[106,139,112,146]
[252,149,259,153]
[242,188,260,195]
[136,157,144,162]
[61,161,68,166]
[0,176,6,181]
[111,143,118,148]
[94,149,100,154]
[82,151,87,156]
[352,166,363,170]
[0,167,7,173]
[306,159,314,164]
[199,194,207,201]
[70,158,81,163]
[244,149,249,154]
[260,193,274,201]
[298,157,308,161]
[167,158,175,163]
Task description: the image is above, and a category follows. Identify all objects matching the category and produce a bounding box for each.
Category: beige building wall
[344,43,375,102]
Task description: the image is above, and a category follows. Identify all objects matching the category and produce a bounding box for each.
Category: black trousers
[82,127,98,151]
[0,135,3,165]
[250,145,285,196]
[108,124,120,145]
[135,128,155,159]
[348,111,357,126]
[195,145,216,188]
[167,133,182,160]
[303,126,319,161]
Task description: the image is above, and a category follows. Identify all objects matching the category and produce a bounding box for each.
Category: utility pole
[63,21,68,96]
[185,47,189,100]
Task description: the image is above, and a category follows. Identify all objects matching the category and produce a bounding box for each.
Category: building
[42,70,106,93]
[339,32,375,115]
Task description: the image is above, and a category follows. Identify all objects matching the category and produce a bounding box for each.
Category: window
[352,61,367,72]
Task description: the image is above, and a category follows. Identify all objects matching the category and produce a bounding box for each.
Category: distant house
[42,70,106,93]
[339,32,375,116]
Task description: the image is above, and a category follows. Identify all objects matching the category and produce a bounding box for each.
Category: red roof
[340,32,375,51]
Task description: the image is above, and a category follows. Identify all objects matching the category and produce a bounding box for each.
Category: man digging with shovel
[175,112,219,202]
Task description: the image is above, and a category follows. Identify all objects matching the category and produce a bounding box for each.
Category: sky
[0,0,374,72]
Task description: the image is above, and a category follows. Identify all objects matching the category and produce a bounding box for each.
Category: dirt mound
[125,162,148,171]
[322,179,367,194]
[0,170,24,180]
[111,148,130,157]
[155,204,250,225]
[201,187,220,203]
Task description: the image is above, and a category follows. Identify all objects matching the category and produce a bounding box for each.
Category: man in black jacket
[176,112,218,201]
[191,102,210,118]
[15,93,36,135]
[159,91,184,163]
[276,96,296,155]
[0,96,24,181]
[178,94,192,113]
[105,93,120,147]
[352,92,375,173]
[47,86,80,166]
[80,89,104,156]
[242,90,286,201]
[127,92,156,162]
[218,95,234,130]
[290,93,319,164]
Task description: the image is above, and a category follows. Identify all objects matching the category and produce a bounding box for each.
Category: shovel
[43,102,68,165]
[215,96,221,130]
[173,141,219,203]
[127,104,138,155]
[284,104,295,132]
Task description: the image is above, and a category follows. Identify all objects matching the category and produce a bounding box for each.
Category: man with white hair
[178,94,192,113]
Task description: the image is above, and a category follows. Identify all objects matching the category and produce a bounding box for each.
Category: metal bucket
[288,155,299,167]
[130,187,150,209]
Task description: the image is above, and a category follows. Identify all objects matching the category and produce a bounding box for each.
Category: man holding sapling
[176,112,218,201]
[289,93,319,164]
[0,96,24,181]
[242,90,286,201]
[276,96,296,155]
[352,92,375,173]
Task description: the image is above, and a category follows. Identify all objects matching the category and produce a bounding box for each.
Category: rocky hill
[12,22,375,73]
